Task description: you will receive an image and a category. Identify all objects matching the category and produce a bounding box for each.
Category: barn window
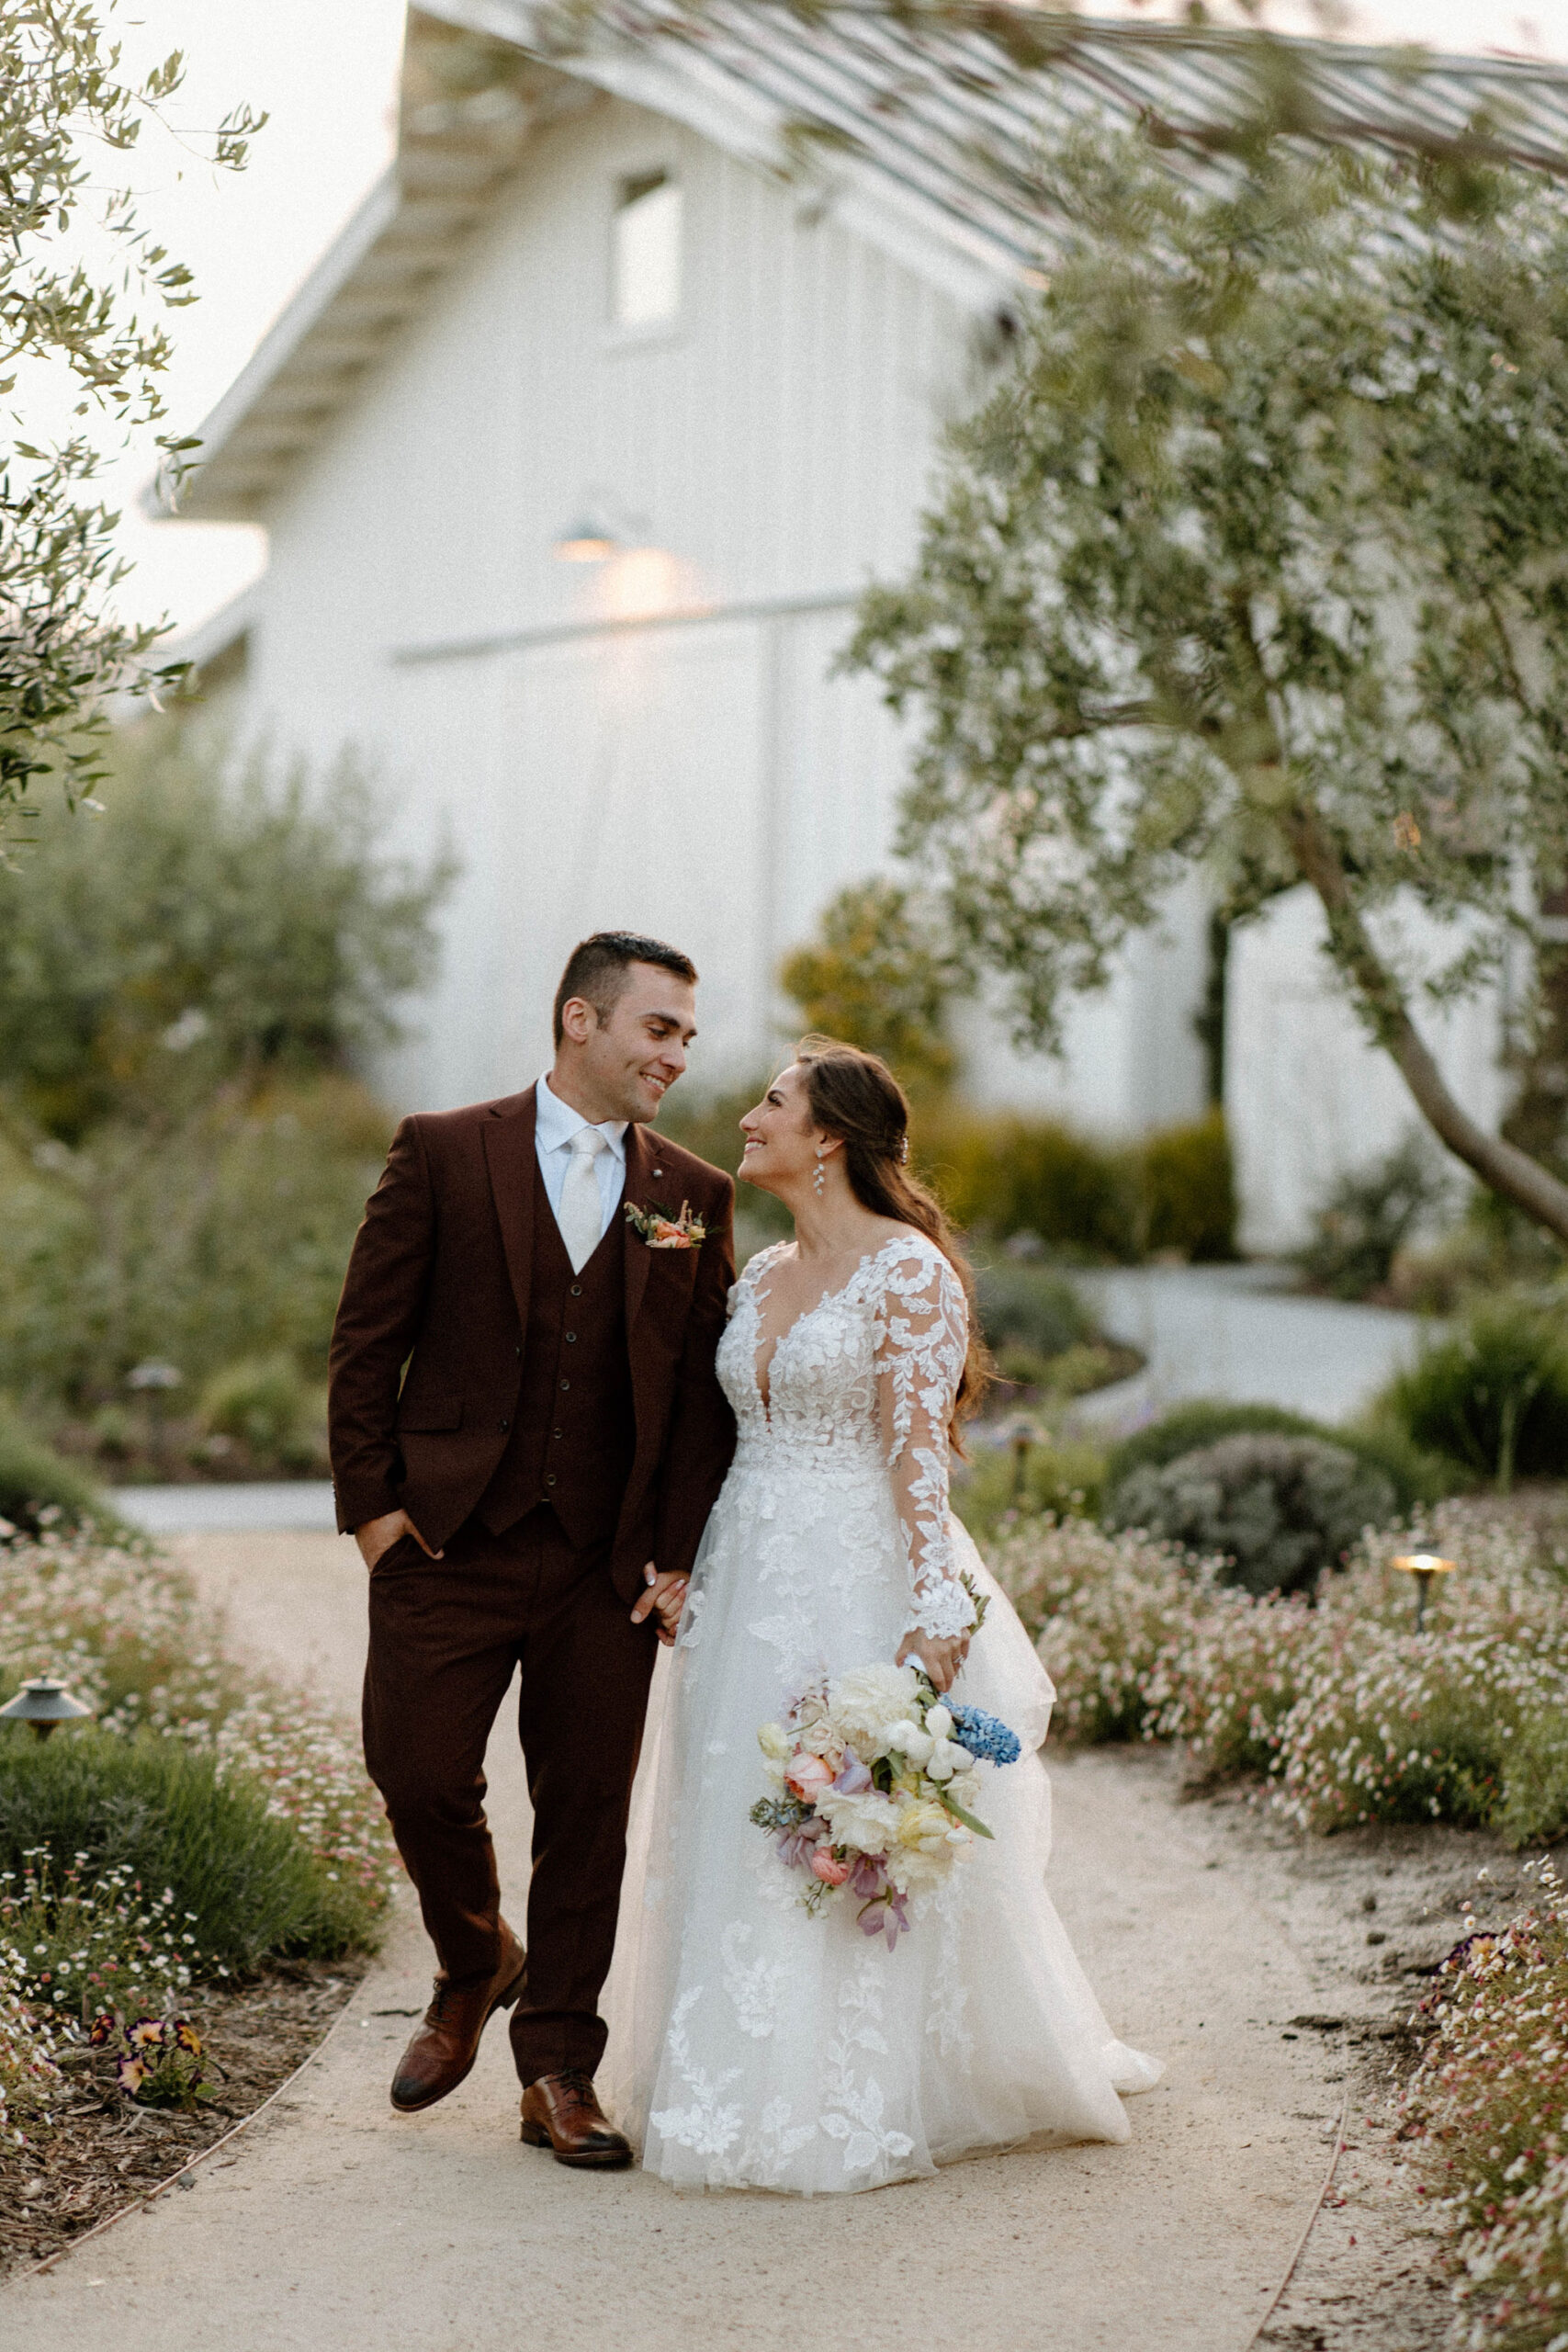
[612,170,682,328]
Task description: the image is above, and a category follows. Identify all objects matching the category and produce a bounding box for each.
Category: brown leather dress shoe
[520,2070,633,2169]
[389,1926,526,2114]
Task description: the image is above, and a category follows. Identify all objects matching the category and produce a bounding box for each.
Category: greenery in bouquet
[752,1658,1020,1946]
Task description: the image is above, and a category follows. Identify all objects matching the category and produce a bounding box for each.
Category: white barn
[164,5,1567,1250]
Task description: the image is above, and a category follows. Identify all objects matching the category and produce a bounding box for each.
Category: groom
[328,932,736,2167]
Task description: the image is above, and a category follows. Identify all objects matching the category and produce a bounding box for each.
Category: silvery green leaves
[848,126,1568,1241]
[0,5,263,832]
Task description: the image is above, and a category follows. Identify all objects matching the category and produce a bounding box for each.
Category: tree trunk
[1286,803,1568,1248]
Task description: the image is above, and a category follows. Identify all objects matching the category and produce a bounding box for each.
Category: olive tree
[1,1,261,831]
[846,131,1568,1244]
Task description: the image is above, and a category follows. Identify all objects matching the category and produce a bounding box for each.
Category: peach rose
[811,1849,852,1886]
[785,1752,834,1803]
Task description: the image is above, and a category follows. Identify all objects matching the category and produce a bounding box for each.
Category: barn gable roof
[168,3,1568,523]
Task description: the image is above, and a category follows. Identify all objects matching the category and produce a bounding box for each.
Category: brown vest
[475,1156,635,1543]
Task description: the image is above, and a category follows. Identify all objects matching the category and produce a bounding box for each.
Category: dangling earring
[813,1151,827,1198]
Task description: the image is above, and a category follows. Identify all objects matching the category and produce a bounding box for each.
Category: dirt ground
[2,1959,370,2277]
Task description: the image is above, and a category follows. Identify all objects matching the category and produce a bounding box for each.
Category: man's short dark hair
[552,932,699,1048]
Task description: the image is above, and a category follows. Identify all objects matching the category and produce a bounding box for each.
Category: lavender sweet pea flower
[849,1854,886,1900]
[857,1890,911,1950]
[777,1820,826,1869]
[834,1758,873,1794]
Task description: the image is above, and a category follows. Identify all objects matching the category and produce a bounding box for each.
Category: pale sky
[62,0,1568,643]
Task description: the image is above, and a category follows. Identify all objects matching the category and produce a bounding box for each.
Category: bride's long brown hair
[793,1035,989,1439]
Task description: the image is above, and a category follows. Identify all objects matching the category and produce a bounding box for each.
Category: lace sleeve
[874,1246,977,1644]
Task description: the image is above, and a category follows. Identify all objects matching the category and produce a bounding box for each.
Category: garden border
[24,1973,360,2278]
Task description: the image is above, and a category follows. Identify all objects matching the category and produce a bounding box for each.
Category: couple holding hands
[329,930,1157,2194]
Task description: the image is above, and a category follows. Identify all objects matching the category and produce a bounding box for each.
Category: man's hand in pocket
[355,1510,442,1571]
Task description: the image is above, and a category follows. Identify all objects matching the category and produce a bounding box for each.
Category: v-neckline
[747,1235,905,1414]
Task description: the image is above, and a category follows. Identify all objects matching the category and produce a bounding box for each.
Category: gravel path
[2,1534,1421,2352]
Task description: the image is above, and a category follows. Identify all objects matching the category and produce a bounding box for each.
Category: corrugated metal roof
[558,4,1568,276]
[168,4,1568,522]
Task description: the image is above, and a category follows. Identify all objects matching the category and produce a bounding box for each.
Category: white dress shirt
[534,1072,628,1250]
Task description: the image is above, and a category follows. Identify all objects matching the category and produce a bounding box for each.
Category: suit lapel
[482,1088,537,1334]
[621,1121,652,1337]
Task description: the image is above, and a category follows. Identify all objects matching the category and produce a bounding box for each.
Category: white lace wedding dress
[601,1232,1160,2194]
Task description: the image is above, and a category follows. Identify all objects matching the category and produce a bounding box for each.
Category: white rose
[923,1704,954,1741]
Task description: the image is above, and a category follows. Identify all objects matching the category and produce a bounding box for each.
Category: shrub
[199,1354,326,1473]
[991,1516,1213,1742]
[973,1263,1096,1361]
[0,1849,214,2018]
[1105,1433,1398,1596]
[992,1498,1568,1849]
[0,1524,231,1722]
[1295,1135,1450,1300]
[0,723,451,1143]
[778,881,960,1097]
[0,1947,60,2141]
[0,1075,393,1414]
[0,1729,371,1978]
[1105,1398,1447,1515]
[0,1527,396,1925]
[924,1112,1138,1260]
[1140,1112,1236,1261]
[953,1433,1109,1540]
[1144,1589,1321,1782]
[0,1409,123,1538]
[1383,1296,1568,1490]
[1400,1868,1568,2349]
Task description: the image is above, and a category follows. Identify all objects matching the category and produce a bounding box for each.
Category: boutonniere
[625,1198,708,1250]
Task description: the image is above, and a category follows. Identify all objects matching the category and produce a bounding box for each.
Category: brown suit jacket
[328,1087,737,1600]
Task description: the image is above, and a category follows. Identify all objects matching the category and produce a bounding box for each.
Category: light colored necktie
[558,1127,608,1273]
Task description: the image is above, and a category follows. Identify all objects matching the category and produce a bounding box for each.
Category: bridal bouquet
[750,1660,1021,1947]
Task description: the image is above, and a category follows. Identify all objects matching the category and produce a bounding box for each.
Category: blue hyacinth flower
[944,1701,1021,1767]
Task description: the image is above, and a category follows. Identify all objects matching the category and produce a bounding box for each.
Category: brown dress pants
[362,1506,658,2083]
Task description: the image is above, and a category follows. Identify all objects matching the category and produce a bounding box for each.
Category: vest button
[559,1378,570,1391]
[564,1331,577,1343]
[545,1473,558,1487]
[552,1428,562,1441]
[499,1419,509,1431]
[570,1283,582,1297]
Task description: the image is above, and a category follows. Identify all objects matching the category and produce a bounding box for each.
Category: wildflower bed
[989,1495,1568,2351]
[994,1498,1568,1845]
[0,1523,396,2267]
[1401,1863,1568,2352]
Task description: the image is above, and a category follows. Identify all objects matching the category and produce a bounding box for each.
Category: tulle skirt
[601,1463,1161,2195]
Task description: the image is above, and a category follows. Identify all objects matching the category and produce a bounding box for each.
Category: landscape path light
[0,1676,95,1741]
[128,1359,182,1474]
[1008,1414,1043,1507]
[1392,1552,1458,1631]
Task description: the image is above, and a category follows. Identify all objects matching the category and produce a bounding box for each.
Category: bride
[602,1035,1160,2193]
